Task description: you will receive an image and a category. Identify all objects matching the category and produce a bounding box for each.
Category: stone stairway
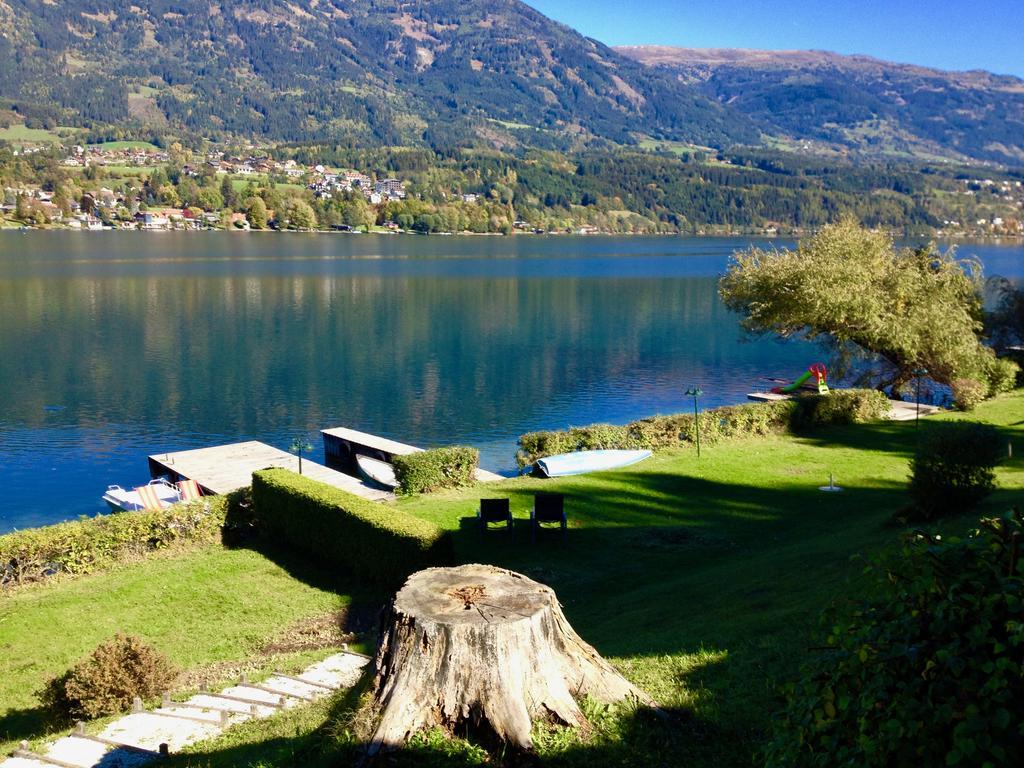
[3,652,369,768]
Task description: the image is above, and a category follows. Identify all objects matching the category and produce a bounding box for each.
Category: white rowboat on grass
[535,449,652,478]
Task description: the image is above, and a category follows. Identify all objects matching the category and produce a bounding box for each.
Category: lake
[0,232,1021,532]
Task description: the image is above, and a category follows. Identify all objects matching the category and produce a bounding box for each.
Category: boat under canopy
[355,454,399,490]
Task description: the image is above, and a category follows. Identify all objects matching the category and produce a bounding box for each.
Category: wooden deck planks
[148,441,393,501]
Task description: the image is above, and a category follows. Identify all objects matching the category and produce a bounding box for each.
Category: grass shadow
[0,706,53,749]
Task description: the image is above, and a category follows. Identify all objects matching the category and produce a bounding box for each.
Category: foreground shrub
[41,634,178,720]
[0,498,226,590]
[392,446,479,494]
[908,421,1002,520]
[764,512,1024,768]
[251,469,453,586]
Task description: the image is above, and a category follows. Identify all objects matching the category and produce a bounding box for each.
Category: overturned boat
[355,454,399,490]
[535,449,652,478]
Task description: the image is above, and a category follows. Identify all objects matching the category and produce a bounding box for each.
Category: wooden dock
[321,426,505,483]
[148,441,393,501]
[746,391,941,421]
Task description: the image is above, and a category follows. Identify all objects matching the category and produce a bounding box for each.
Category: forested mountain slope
[0,0,755,148]
[617,46,1024,164]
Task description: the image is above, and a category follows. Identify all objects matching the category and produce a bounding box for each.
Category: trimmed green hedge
[0,498,227,590]
[392,446,480,495]
[517,390,892,466]
[250,468,453,585]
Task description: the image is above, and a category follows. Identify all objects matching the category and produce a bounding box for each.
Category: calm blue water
[0,233,1021,531]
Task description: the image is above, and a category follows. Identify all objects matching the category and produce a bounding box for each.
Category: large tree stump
[368,564,655,752]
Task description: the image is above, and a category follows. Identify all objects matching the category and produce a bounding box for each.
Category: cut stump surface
[369,564,654,752]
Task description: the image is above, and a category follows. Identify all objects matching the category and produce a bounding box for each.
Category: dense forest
[5,141,1020,235]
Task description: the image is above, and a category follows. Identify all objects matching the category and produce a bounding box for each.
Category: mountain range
[617,46,1024,164]
[0,0,1021,165]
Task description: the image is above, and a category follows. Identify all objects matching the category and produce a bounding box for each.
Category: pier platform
[148,441,393,501]
[746,391,941,421]
[321,426,504,482]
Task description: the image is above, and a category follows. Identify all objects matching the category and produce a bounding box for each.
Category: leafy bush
[764,512,1024,768]
[1002,349,1024,387]
[40,634,179,720]
[0,498,226,591]
[516,392,885,465]
[951,377,987,411]
[625,413,695,451]
[908,422,1002,520]
[392,446,480,495]
[251,469,453,586]
[516,424,637,468]
[789,388,891,428]
[985,356,1019,396]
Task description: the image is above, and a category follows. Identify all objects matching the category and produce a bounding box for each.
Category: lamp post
[912,368,928,428]
[685,386,704,458]
[289,437,313,475]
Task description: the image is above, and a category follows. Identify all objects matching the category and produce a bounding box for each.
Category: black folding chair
[531,493,566,542]
[478,498,513,538]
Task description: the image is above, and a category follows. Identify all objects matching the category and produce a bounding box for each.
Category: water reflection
[0,233,1020,530]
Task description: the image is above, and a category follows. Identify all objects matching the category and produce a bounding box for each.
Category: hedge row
[250,468,453,586]
[392,446,479,495]
[517,390,891,466]
[0,498,227,590]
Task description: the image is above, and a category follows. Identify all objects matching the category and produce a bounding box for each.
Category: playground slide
[775,370,813,394]
[771,363,829,395]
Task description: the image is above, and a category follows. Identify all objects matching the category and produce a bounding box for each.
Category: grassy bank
[0,546,356,754]
[2,392,1022,765]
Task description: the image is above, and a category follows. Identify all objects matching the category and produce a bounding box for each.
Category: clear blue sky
[527,0,1024,77]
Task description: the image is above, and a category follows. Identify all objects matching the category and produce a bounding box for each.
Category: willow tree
[718,219,1017,403]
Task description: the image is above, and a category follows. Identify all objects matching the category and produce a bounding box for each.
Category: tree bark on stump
[368,564,655,753]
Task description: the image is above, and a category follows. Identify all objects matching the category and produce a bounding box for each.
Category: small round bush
[40,634,179,719]
[764,512,1024,768]
[907,421,1002,520]
[951,378,987,411]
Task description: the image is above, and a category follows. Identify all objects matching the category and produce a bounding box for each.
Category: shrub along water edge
[392,446,479,495]
[0,497,229,591]
[517,390,890,467]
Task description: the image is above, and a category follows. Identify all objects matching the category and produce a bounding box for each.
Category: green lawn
[230,176,305,193]
[87,140,162,151]
[3,392,1022,765]
[0,547,349,754]
[90,165,150,177]
[0,125,63,144]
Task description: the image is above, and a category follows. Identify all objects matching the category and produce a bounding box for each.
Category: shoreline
[1,226,1021,242]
